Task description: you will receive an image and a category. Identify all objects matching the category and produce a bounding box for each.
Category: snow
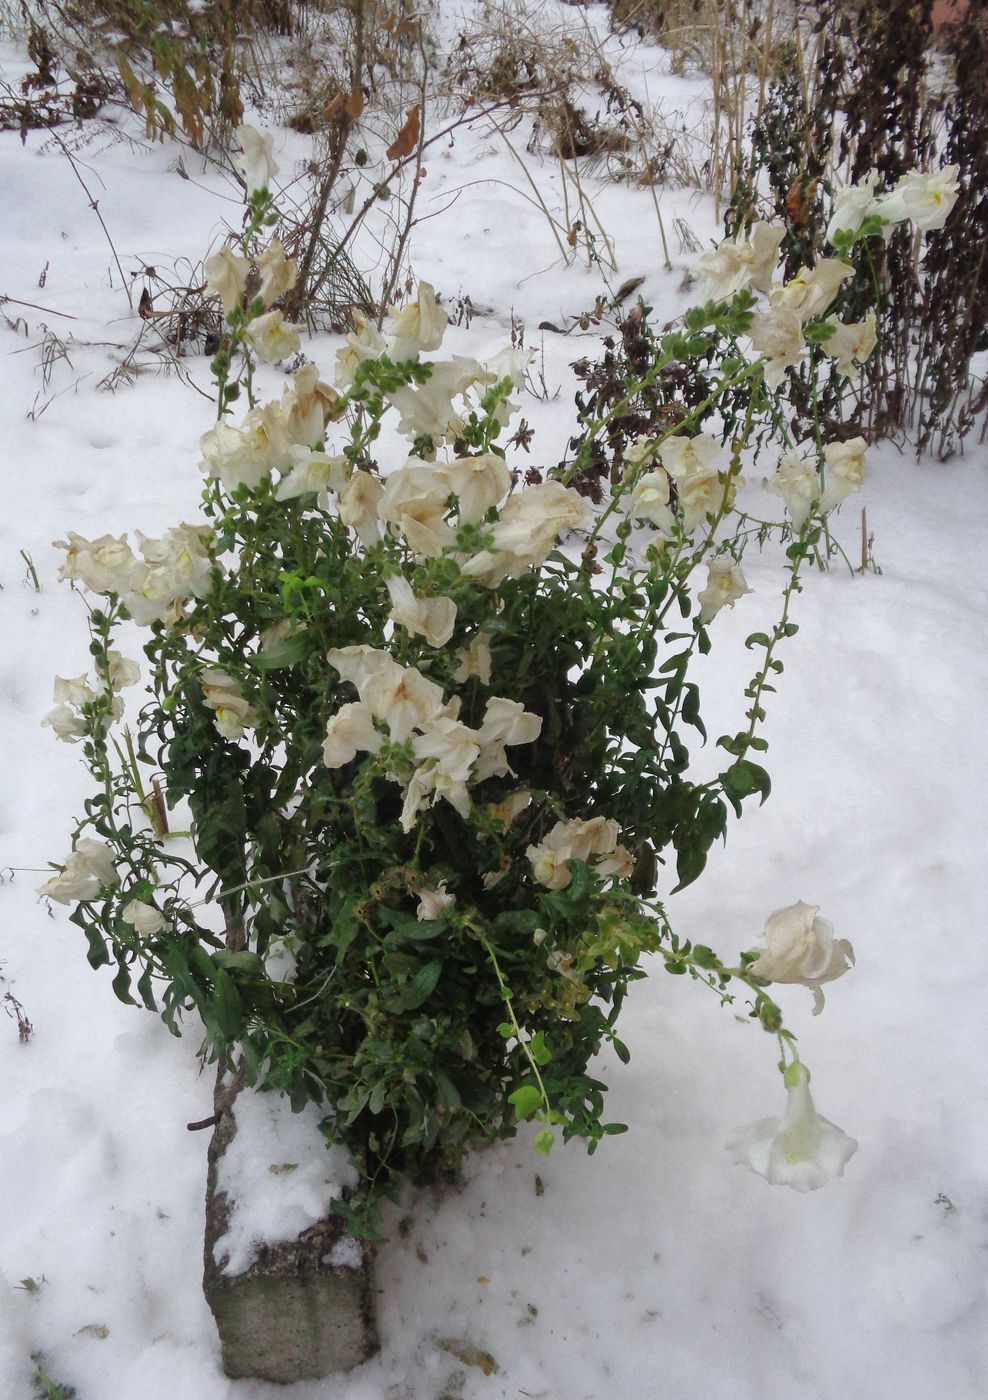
[1,5,987,1397]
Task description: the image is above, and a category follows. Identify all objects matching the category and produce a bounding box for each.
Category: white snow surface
[212,1089,358,1277]
[1,4,987,1397]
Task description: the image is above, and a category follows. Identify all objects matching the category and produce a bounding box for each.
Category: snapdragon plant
[41,132,949,1231]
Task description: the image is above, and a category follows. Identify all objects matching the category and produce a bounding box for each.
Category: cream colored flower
[695,220,786,300]
[378,461,456,558]
[764,448,820,529]
[821,437,867,513]
[697,557,752,623]
[386,575,457,648]
[200,403,292,490]
[629,469,675,534]
[275,447,350,502]
[747,900,855,1014]
[656,432,721,482]
[678,466,733,532]
[122,899,167,935]
[400,766,437,832]
[527,815,629,889]
[417,883,455,921]
[877,165,959,233]
[338,471,384,546]
[235,124,278,194]
[749,307,805,389]
[335,313,386,388]
[528,840,574,890]
[204,245,249,317]
[244,310,302,364]
[437,452,511,524]
[322,702,383,768]
[42,703,87,742]
[281,363,337,448]
[768,259,853,323]
[826,173,880,245]
[461,482,591,586]
[453,631,493,685]
[256,238,297,307]
[201,668,258,742]
[823,313,878,377]
[362,661,446,743]
[727,1062,857,1191]
[385,282,448,359]
[55,532,141,596]
[411,716,481,784]
[106,651,141,689]
[136,523,214,605]
[327,644,397,695]
[38,839,118,904]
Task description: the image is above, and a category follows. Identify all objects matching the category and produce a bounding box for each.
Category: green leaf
[508,1084,543,1121]
[533,1129,555,1156]
[390,959,442,1012]
[253,633,311,671]
[528,1031,552,1066]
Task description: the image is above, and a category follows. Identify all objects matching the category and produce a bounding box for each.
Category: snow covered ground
[1,6,986,1397]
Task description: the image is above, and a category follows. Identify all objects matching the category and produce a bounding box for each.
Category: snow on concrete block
[203,1070,378,1382]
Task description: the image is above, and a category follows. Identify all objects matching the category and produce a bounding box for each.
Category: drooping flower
[436,452,511,524]
[748,306,805,389]
[697,557,752,623]
[527,816,631,890]
[360,659,447,743]
[38,839,118,905]
[768,259,853,323]
[201,669,258,742]
[747,900,855,1013]
[122,899,167,935]
[275,447,350,502]
[822,313,878,377]
[335,313,387,388]
[678,466,734,532]
[338,471,384,546]
[204,245,250,317]
[200,402,292,490]
[378,460,456,558]
[461,481,591,587]
[280,363,337,448]
[764,447,821,529]
[695,221,786,300]
[655,432,721,482]
[727,1062,857,1191]
[54,532,141,596]
[234,124,278,194]
[629,469,675,534]
[386,575,458,648]
[877,165,960,233]
[821,437,867,513]
[453,630,493,685]
[417,883,455,921]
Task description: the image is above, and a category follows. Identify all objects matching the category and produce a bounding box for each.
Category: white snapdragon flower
[472,696,543,783]
[461,481,591,587]
[747,900,855,1014]
[322,702,383,768]
[825,172,880,245]
[42,703,87,741]
[629,469,675,534]
[727,1062,857,1191]
[697,557,752,623]
[453,631,493,685]
[335,313,387,388]
[281,363,337,448]
[411,716,481,787]
[338,471,384,546]
[234,124,278,194]
[204,245,249,317]
[136,523,215,605]
[768,259,853,323]
[256,238,298,308]
[822,313,878,377]
[877,165,959,233]
[122,899,167,935]
[38,839,118,904]
[679,466,734,532]
[350,657,446,743]
[748,306,805,389]
[200,403,292,490]
[695,220,786,300]
[821,437,867,513]
[201,669,259,742]
[106,651,141,690]
[436,452,511,524]
[655,431,721,482]
[384,282,448,360]
[378,461,456,558]
[417,883,455,921]
[764,447,820,529]
[244,310,302,364]
[527,816,631,890]
[55,532,141,596]
[275,447,350,502]
[386,575,458,648]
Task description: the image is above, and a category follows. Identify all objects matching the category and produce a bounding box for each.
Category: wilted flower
[417,883,455,921]
[769,259,853,322]
[42,702,88,742]
[727,1062,857,1191]
[747,900,855,1013]
[55,532,141,596]
[655,431,721,482]
[454,630,493,685]
[697,557,752,623]
[748,306,805,389]
[335,313,386,387]
[527,815,630,890]
[38,839,118,905]
[338,471,384,547]
[877,165,959,233]
[200,403,292,491]
[384,282,448,359]
[436,452,511,524]
[204,245,249,317]
[275,447,350,502]
[695,221,786,300]
[630,470,675,534]
[386,575,458,648]
[280,363,337,448]
[678,466,734,532]
[825,172,880,245]
[234,124,278,194]
[379,460,456,558]
[461,481,591,586]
